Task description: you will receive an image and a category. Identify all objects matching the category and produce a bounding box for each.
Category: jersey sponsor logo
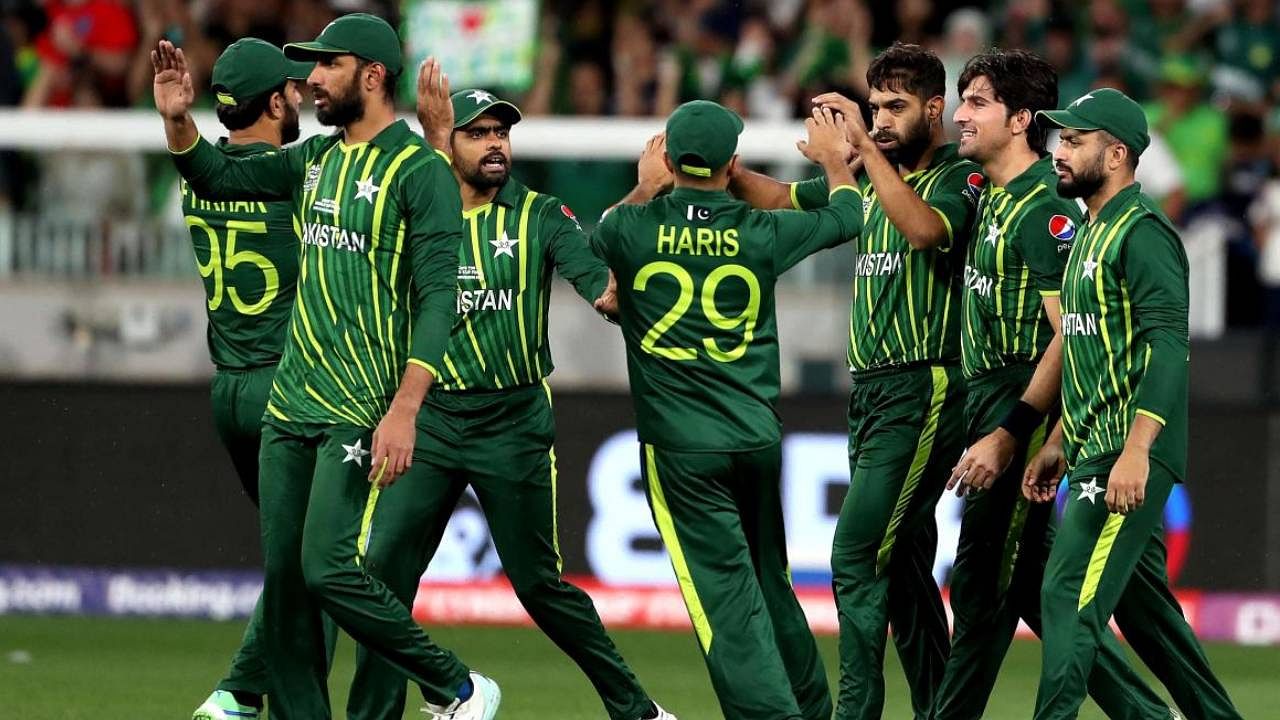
[303,164,322,192]
[656,224,739,257]
[963,264,994,297]
[854,251,903,277]
[302,222,368,253]
[685,204,711,222]
[561,204,583,231]
[457,288,514,313]
[1061,311,1099,336]
[312,198,339,215]
[1049,214,1076,241]
[965,172,985,203]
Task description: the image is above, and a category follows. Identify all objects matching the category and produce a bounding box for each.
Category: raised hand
[812,92,872,151]
[637,133,673,195]
[416,56,453,155]
[151,39,194,121]
[797,106,852,167]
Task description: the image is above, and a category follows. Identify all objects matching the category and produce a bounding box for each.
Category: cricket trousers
[347,382,652,720]
[641,441,831,720]
[258,418,470,720]
[933,365,1169,720]
[1035,462,1243,720]
[832,363,961,720]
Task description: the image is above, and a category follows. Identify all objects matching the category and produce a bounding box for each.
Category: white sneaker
[191,690,260,719]
[647,701,677,719]
[422,672,501,719]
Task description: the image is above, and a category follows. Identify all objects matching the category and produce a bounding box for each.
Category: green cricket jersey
[438,178,608,392]
[961,156,1081,378]
[791,144,982,373]
[592,185,862,451]
[1059,183,1189,480]
[181,139,299,370]
[172,121,460,429]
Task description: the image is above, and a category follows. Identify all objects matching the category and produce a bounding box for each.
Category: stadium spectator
[1210,0,1280,103]
[1144,55,1229,219]
[22,0,137,108]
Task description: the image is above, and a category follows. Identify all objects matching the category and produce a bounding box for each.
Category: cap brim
[456,101,523,129]
[285,59,313,80]
[1036,109,1101,131]
[283,41,350,62]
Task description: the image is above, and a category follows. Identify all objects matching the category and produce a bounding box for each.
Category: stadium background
[2,0,1280,717]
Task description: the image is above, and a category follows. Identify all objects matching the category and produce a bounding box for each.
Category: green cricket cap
[284,13,403,77]
[665,100,743,177]
[451,88,523,128]
[1037,87,1150,156]
[211,38,311,108]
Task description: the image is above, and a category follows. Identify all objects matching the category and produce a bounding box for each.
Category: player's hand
[949,429,1016,496]
[593,270,620,322]
[797,106,852,168]
[151,39,194,121]
[812,92,872,151]
[1105,447,1148,515]
[637,133,673,196]
[368,406,415,488]
[1022,441,1065,503]
[416,56,453,156]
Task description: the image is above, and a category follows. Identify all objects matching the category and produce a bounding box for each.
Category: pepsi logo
[1049,214,1076,241]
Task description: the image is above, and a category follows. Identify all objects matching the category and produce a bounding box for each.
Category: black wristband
[998,400,1044,445]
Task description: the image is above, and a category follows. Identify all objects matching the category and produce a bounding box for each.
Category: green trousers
[832,364,962,720]
[1036,463,1243,720]
[208,367,274,701]
[258,419,470,720]
[641,441,831,720]
[347,383,652,720]
[933,366,1169,720]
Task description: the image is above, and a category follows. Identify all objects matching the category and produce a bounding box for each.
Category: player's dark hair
[357,57,397,103]
[866,42,945,101]
[214,82,286,131]
[958,49,1058,154]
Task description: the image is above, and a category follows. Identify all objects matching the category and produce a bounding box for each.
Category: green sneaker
[192,690,260,720]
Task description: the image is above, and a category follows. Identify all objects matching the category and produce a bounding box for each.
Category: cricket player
[935,49,1172,720]
[593,100,860,719]
[732,43,979,720]
[343,62,673,720]
[184,38,319,720]
[1027,87,1243,719]
[153,13,499,719]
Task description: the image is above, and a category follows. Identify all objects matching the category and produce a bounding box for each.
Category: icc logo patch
[303,164,322,192]
[964,172,984,203]
[1049,214,1076,241]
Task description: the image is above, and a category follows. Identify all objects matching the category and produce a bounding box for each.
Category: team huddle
[151,11,1241,720]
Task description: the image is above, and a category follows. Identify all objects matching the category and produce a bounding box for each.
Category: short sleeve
[1017,199,1082,296]
[925,164,982,252]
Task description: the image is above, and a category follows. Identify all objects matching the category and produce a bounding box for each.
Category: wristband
[998,400,1044,445]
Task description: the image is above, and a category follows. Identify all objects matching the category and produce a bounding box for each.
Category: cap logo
[1049,214,1076,241]
[1069,91,1096,108]
[466,90,495,103]
[215,92,237,106]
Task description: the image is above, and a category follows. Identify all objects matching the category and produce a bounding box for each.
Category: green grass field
[1,616,1276,718]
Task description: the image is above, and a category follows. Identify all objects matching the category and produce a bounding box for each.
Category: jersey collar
[670,186,732,203]
[1087,182,1142,225]
[216,137,278,156]
[368,119,414,152]
[903,142,959,181]
[1001,155,1056,196]
[493,176,529,208]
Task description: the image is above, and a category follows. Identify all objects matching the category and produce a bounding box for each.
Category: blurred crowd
[3,0,1280,326]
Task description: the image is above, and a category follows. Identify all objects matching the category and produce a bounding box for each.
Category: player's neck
[227,123,281,148]
[342,100,396,145]
[458,177,500,211]
[1084,173,1137,219]
[901,126,948,175]
[983,143,1039,188]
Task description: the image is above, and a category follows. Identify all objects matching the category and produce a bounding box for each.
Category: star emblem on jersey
[984,222,1000,246]
[342,438,371,467]
[355,178,380,204]
[467,89,495,104]
[1081,255,1098,281]
[490,230,519,258]
[1070,91,1096,108]
[1078,478,1104,504]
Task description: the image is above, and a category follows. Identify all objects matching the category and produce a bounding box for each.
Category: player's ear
[726,155,739,178]
[1011,108,1031,136]
[926,96,945,123]
[662,154,673,173]
[268,91,285,120]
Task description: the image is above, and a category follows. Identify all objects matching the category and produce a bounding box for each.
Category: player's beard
[1056,152,1106,199]
[315,74,364,127]
[459,150,510,190]
[876,114,932,167]
[282,102,301,145]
